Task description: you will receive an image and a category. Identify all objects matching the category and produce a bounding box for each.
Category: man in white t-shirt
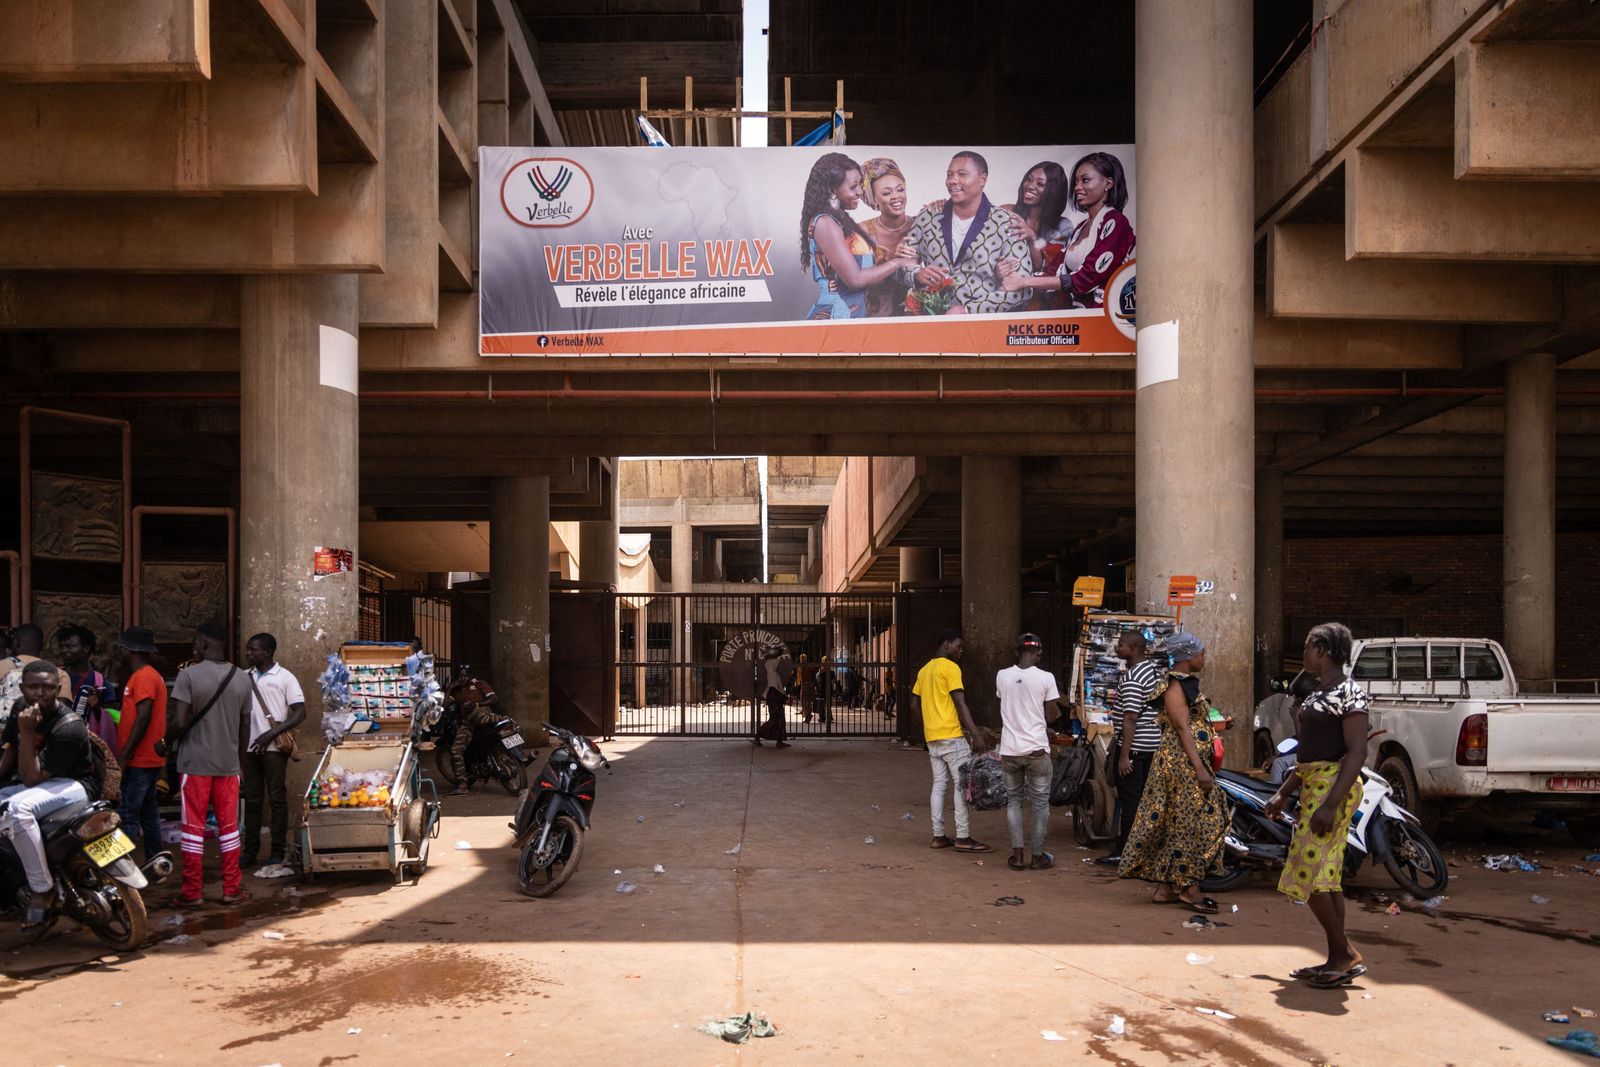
[996,633,1064,871]
[242,632,306,867]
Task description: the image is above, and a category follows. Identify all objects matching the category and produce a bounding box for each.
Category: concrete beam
[0,164,384,271]
[358,0,437,327]
[0,65,316,195]
[1348,148,1600,262]
[0,0,210,81]
[1269,224,1558,323]
[1456,42,1600,180]
[1254,299,1460,370]
[0,274,240,329]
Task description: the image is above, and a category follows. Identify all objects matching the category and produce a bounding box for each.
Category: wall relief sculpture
[141,562,227,642]
[30,473,123,562]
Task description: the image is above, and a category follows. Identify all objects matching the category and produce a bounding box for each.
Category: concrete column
[961,456,1020,727]
[1255,467,1285,698]
[240,274,359,802]
[898,546,940,587]
[1503,352,1557,681]
[578,459,620,588]
[490,476,550,731]
[1134,0,1255,763]
[670,522,693,703]
[578,459,620,727]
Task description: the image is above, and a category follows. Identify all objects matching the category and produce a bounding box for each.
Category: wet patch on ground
[218,944,556,1049]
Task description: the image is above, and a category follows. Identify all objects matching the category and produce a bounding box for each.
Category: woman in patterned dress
[1117,632,1230,914]
[1266,622,1371,989]
[798,153,915,320]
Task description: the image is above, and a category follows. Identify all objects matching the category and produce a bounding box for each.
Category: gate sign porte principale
[478,144,1137,358]
[1072,576,1106,607]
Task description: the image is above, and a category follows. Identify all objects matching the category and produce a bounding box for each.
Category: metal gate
[616,591,901,737]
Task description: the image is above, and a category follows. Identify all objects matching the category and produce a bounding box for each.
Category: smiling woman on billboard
[798,153,916,320]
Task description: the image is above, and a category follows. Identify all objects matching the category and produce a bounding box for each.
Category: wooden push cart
[299,643,441,884]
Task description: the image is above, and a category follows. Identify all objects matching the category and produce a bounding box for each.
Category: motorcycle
[1202,738,1449,898]
[426,678,533,795]
[511,722,609,898]
[0,798,173,949]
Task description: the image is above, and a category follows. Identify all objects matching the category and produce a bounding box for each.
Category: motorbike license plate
[501,732,525,749]
[1548,776,1600,792]
[84,829,135,868]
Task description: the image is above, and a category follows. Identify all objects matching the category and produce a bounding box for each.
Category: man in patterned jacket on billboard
[897,151,1033,315]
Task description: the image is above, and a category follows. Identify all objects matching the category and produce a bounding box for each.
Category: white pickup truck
[1253,637,1600,836]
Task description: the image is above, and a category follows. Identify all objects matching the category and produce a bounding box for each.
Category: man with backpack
[1,623,71,726]
[56,624,121,748]
[166,622,254,907]
[0,660,100,932]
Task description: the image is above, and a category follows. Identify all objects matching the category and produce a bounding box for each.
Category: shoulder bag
[247,671,299,760]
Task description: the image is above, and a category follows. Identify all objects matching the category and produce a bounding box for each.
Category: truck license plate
[1548,776,1600,792]
[84,829,135,867]
[502,733,525,749]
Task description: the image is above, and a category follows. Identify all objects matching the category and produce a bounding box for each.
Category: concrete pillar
[961,456,1021,727]
[578,459,620,588]
[1134,0,1255,762]
[578,459,620,727]
[240,274,359,801]
[670,522,693,703]
[1503,352,1556,681]
[1255,467,1285,698]
[898,546,940,587]
[490,476,550,731]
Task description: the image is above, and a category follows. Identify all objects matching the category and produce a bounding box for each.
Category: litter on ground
[453,841,472,850]
[1107,1015,1126,1038]
[1532,894,1552,905]
[1195,1008,1236,1020]
[260,931,286,941]
[697,1011,777,1045]
[1041,1030,1068,1042]
[1185,953,1214,965]
[723,843,742,855]
[1547,1029,1600,1059]
[1482,853,1540,872]
[616,881,637,894]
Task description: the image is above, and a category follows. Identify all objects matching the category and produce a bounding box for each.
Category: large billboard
[478,144,1136,357]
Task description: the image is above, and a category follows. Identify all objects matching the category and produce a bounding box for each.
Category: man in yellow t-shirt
[911,629,990,853]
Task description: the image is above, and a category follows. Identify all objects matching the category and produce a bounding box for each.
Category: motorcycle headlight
[573,737,605,771]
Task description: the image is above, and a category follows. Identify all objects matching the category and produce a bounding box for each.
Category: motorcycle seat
[38,800,94,836]
[1217,770,1276,795]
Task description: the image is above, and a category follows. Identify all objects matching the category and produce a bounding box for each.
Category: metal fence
[615,591,900,737]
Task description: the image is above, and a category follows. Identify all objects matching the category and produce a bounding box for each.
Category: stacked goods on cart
[308,766,396,810]
[317,642,417,742]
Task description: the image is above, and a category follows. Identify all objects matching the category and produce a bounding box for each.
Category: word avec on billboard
[542,239,774,284]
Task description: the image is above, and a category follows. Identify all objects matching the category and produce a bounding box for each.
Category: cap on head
[1016,633,1043,652]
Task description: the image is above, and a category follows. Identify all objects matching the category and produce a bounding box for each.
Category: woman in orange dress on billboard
[859,157,916,318]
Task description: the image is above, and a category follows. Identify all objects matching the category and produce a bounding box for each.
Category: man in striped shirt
[1100,630,1164,864]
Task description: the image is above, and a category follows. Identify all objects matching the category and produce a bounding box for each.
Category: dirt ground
[3,737,1597,1066]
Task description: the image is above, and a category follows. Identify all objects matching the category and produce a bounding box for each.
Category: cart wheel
[399,798,429,884]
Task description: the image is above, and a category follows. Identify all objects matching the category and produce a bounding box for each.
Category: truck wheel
[1377,754,1437,836]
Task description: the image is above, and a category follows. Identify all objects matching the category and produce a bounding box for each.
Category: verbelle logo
[500,157,594,228]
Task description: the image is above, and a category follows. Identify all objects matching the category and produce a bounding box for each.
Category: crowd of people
[0,621,307,926]
[898,621,1373,990]
[799,149,1136,320]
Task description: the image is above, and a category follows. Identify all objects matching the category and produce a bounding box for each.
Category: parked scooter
[1202,737,1449,898]
[511,722,609,898]
[0,798,172,949]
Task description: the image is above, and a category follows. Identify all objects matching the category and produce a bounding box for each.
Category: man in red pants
[166,622,254,907]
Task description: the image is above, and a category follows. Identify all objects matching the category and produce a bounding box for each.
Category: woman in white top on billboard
[997,151,1136,309]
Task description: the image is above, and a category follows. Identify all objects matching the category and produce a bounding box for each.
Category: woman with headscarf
[798,152,915,319]
[1118,631,1230,914]
[1266,622,1371,989]
[858,157,915,318]
[997,151,1135,309]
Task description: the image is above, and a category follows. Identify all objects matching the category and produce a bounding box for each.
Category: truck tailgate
[1486,700,1600,773]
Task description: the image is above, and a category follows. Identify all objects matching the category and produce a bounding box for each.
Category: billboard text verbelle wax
[478,145,1136,357]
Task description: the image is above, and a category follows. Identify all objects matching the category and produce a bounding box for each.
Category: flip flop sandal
[221,891,252,906]
[1309,964,1367,989]
[954,840,993,853]
[1290,966,1332,981]
[930,836,955,850]
[1181,897,1221,915]
[1030,852,1056,871]
[1007,855,1029,871]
